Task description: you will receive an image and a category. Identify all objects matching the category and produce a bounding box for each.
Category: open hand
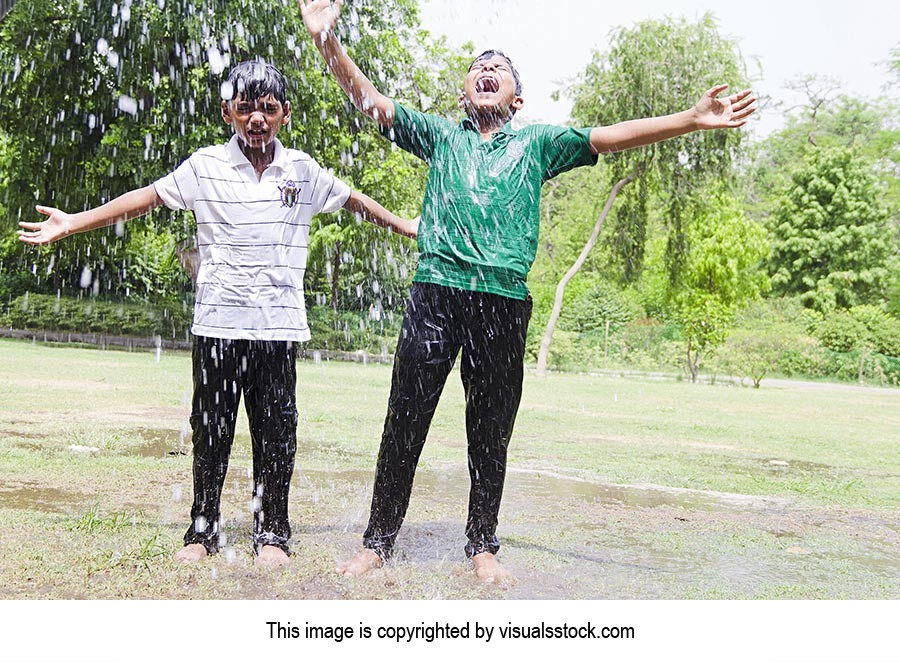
[18,205,74,245]
[299,0,342,38]
[693,85,757,130]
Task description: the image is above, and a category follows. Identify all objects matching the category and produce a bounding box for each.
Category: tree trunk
[687,343,700,383]
[536,175,634,377]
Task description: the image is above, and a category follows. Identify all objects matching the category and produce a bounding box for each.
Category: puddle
[129,428,188,458]
[508,468,791,511]
[0,482,86,513]
[287,466,898,597]
[294,466,789,512]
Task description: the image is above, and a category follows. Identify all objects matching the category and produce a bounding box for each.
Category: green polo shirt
[382,102,597,300]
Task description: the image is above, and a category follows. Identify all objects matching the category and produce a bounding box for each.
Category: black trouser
[184,336,298,554]
[363,282,532,559]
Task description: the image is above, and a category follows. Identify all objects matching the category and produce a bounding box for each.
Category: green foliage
[2,292,192,339]
[810,305,900,356]
[767,147,891,310]
[605,319,684,372]
[1,0,449,314]
[568,13,748,283]
[527,294,900,385]
[888,272,900,317]
[717,331,785,387]
[556,276,644,334]
[121,217,193,301]
[679,188,769,305]
[747,90,900,223]
[674,292,730,381]
[531,165,614,285]
[69,507,132,533]
[718,298,900,385]
[847,305,900,357]
[812,312,869,353]
[667,187,768,380]
[305,305,401,354]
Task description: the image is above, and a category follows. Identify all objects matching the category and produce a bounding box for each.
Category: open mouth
[475,76,499,94]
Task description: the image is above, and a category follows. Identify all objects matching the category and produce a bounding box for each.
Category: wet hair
[223,61,288,104]
[469,49,522,96]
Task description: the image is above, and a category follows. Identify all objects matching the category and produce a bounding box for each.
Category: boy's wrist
[687,106,703,131]
[313,29,332,46]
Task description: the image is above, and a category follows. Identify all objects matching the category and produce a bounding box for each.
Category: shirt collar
[459,116,518,139]
[224,134,290,171]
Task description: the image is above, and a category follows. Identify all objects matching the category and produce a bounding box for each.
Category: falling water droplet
[117,95,138,116]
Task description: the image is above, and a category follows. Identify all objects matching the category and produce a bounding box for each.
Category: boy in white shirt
[19,60,417,567]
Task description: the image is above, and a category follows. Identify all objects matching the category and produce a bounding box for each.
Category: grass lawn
[0,337,897,599]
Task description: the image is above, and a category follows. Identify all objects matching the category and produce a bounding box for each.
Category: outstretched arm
[589,85,756,155]
[343,190,418,239]
[300,0,395,128]
[18,185,164,245]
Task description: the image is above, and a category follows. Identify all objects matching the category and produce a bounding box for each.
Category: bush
[809,306,900,357]
[305,306,402,354]
[1,293,192,339]
[848,305,900,357]
[717,331,786,387]
[814,312,869,352]
[604,319,684,372]
[557,279,644,334]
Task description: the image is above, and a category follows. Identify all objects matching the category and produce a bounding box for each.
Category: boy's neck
[238,140,278,178]
[469,111,510,140]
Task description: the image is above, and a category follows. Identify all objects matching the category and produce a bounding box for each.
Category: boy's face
[221,94,292,151]
[459,54,523,119]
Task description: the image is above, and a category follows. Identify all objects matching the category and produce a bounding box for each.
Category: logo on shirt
[507,140,525,159]
[489,139,527,177]
[279,180,299,208]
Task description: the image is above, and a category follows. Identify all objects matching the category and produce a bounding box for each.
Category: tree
[568,13,748,285]
[535,175,632,375]
[767,146,891,311]
[1,0,446,316]
[672,188,768,381]
[746,86,899,221]
[534,14,750,374]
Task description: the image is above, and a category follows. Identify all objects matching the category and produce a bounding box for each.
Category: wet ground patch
[128,428,190,458]
[0,481,88,513]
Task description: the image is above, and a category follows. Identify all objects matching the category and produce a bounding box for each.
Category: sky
[418,0,899,136]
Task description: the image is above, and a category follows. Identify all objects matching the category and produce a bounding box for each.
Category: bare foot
[256,545,291,567]
[337,548,383,577]
[174,543,208,563]
[471,552,511,584]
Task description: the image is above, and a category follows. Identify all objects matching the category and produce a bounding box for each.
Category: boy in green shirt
[300,0,756,582]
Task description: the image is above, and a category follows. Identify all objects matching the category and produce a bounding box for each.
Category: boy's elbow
[343,190,371,217]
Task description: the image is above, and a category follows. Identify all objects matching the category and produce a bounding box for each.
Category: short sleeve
[540,125,598,181]
[378,102,452,163]
[153,155,200,211]
[306,159,351,214]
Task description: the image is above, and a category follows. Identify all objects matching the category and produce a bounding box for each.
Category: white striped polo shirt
[154,135,351,341]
